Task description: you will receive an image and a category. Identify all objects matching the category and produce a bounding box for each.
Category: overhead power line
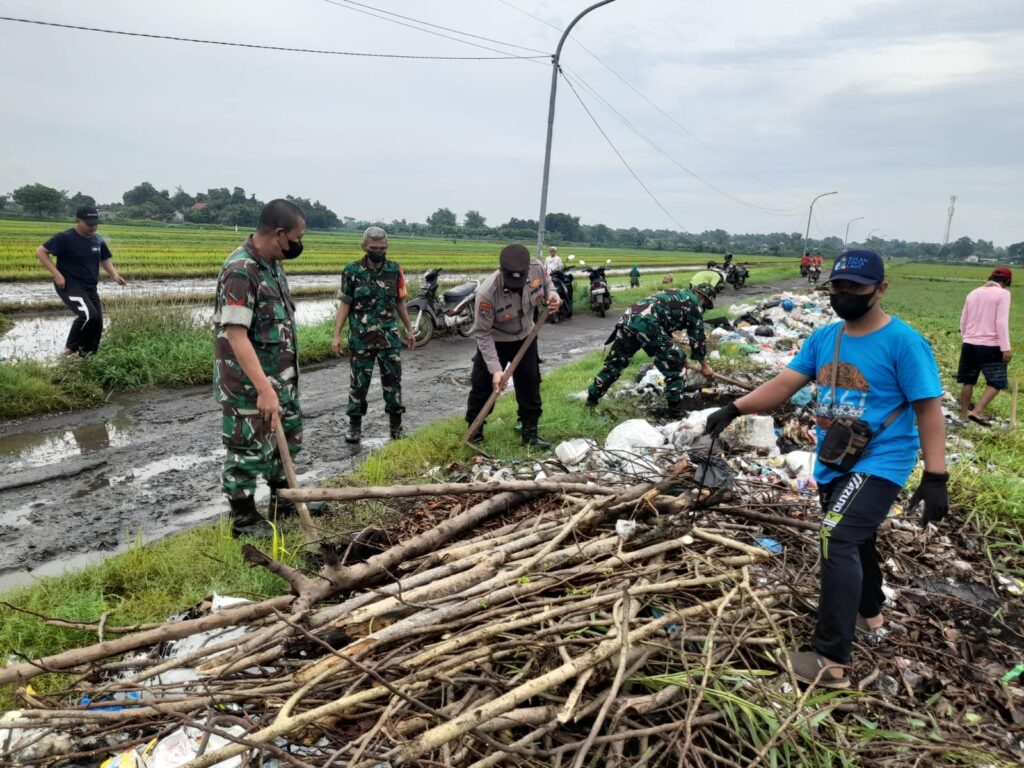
[327,0,549,55]
[0,15,547,60]
[322,0,547,60]
[495,0,801,199]
[563,69,804,215]
[561,75,690,234]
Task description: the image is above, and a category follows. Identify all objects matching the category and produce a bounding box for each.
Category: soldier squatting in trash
[703,250,948,688]
[585,282,716,418]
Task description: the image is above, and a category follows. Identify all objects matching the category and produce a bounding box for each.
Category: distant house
[979,257,998,265]
[190,202,208,211]
[170,210,185,223]
[964,255,979,263]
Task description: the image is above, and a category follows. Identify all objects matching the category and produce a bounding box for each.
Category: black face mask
[366,248,387,264]
[282,238,303,260]
[829,290,876,320]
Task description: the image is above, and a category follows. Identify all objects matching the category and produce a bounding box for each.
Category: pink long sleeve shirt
[960,283,1011,351]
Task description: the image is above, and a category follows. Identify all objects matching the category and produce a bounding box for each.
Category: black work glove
[704,402,741,436]
[908,471,949,525]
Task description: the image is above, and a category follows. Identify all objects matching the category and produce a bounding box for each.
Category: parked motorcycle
[584,266,612,317]
[725,263,749,289]
[549,268,574,323]
[405,268,478,348]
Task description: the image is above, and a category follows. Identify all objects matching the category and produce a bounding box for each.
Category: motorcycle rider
[545,246,563,273]
[801,252,812,277]
[586,282,715,417]
[332,226,416,443]
[465,244,560,447]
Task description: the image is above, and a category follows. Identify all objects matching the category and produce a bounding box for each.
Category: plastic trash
[790,385,813,407]
[682,407,720,433]
[615,519,637,539]
[723,415,777,451]
[781,299,795,312]
[689,451,735,490]
[1001,664,1024,683]
[1,711,75,763]
[754,537,783,555]
[784,450,815,477]
[146,725,249,768]
[554,438,597,465]
[605,419,666,452]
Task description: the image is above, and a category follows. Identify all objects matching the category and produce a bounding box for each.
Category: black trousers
[813,472,901,663]
[56,285,103,355]
[465,338,542,427]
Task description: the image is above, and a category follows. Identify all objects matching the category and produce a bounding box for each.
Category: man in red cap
[957,266,1013,425]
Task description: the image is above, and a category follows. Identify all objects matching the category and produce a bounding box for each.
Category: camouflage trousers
[221,382,303,502]
[588,322,687,406]
[347,347,404,418]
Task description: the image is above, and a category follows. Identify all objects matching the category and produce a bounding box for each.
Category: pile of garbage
[1,291,1022,767]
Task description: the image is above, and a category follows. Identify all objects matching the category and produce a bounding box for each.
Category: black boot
[228,497,274,538]
[345,417,362,444]
[389,413,404,440]
[268,482,325,518]
[521,423,550,449]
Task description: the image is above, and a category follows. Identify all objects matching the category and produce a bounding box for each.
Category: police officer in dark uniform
[465,244,560,447]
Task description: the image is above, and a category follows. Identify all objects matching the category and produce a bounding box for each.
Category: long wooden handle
[272,415,318,545]
[462,309,550,447]
[684,361,755,391]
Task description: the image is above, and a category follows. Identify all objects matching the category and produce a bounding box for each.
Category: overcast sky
[1,0,1021,245]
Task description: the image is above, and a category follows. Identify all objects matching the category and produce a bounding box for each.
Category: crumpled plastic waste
[605,419,666,452]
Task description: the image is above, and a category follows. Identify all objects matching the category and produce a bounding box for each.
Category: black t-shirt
[42,228,113,289]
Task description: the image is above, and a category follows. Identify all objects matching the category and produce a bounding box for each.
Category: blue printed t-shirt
[787,317,942,487]
[42,228,112,289]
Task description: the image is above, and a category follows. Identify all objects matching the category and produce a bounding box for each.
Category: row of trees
[3,184,1019,261]
[2,183,341,230]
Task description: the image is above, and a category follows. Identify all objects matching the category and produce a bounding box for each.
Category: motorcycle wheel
[410,307,434,348]
[455,307,476,337]
[598,305,606,318]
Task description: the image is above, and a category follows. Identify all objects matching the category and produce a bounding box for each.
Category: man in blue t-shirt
[35,206,127,355]
[704,250,948,688]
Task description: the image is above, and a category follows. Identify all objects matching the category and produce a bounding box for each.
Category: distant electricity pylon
[942,194,957,247]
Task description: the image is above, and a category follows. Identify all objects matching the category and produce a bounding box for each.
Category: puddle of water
[0,300,338,362]
[0,502,38,527]
[0,419,136,469]
[109,451,220,486]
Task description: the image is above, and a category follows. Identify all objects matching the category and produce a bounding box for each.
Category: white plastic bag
[723,415,777,451]
[555,438,597,465]
[605,419,666,452]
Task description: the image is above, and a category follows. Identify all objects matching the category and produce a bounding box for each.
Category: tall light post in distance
[866,227,882,242]
[535,0,617,260]
[804,191,837,254]
[844,216,864,246]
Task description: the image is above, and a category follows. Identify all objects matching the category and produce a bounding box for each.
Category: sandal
[775,649,851,689]
[968,414,993,427]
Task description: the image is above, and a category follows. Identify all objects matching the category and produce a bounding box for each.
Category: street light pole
[535,0,617,261]
[844,216,864,246]
[866,227,882,242]
[803,191,837,255]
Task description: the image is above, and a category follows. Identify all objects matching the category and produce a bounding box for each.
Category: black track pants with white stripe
[814,472,902,663]
[56,285,103,355]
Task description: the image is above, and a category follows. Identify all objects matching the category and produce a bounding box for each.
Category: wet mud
[0,277,804,589]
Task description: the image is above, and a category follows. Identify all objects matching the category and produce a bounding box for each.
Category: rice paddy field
[0,219,753,280]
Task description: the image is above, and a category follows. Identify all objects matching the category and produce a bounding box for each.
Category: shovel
[684,361,756,392]
[462,308,549,456]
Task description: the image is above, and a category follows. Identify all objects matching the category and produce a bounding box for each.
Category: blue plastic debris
[791,386,813,407]
[781,299,795,312]
[755,537,784,555]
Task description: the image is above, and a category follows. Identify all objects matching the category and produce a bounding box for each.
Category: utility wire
[328,0,549,55]
[563,68,805,215]
[0,15,547,60]
[322,0,546,60]
[495,0,802,199]
[561,74,690,234]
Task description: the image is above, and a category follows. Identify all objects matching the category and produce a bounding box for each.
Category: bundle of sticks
[1,465,1020,767]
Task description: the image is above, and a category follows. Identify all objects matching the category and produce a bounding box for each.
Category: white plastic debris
[723,415,777,451]
[784,450,815,477]
[636,367,665,392]
[0,711,74,763]
[555,438,598,465]
[146,725,249,768]
[615,519,637,539]
[605,419,666,452]
[682,407,720,433]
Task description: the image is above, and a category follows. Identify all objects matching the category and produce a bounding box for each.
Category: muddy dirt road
[0,277,807,588]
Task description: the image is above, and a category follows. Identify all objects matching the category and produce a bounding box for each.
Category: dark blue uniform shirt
[42,228,112,289]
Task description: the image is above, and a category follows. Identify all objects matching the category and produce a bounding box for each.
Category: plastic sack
[605,419,666,452]
[723,415,777,451]
[555,438,597,465]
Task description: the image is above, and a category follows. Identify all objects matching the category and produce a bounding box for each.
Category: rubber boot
[228,497,274,538]
[521,422,550,450]
[345,417,362,444]
[389,413,404,440]
[268,482,325,518]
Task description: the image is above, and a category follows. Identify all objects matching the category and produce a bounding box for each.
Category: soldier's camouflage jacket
[339,257,408,352]
[213,237,299,406]
[618,288,708,362]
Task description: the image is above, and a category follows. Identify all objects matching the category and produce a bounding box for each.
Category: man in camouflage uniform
[332,226,415,443]
[586,283,716,417]
[213,199,307,537]
[466,244,560,448]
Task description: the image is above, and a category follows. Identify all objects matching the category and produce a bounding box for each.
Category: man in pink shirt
[957,267,1013,425]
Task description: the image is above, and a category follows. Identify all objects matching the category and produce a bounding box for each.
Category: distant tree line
[2,183,1019,262]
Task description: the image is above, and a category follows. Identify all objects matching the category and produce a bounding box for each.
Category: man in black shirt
[35,206,127,355]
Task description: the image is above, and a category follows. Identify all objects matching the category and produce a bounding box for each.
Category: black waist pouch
[818,416,874,473]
